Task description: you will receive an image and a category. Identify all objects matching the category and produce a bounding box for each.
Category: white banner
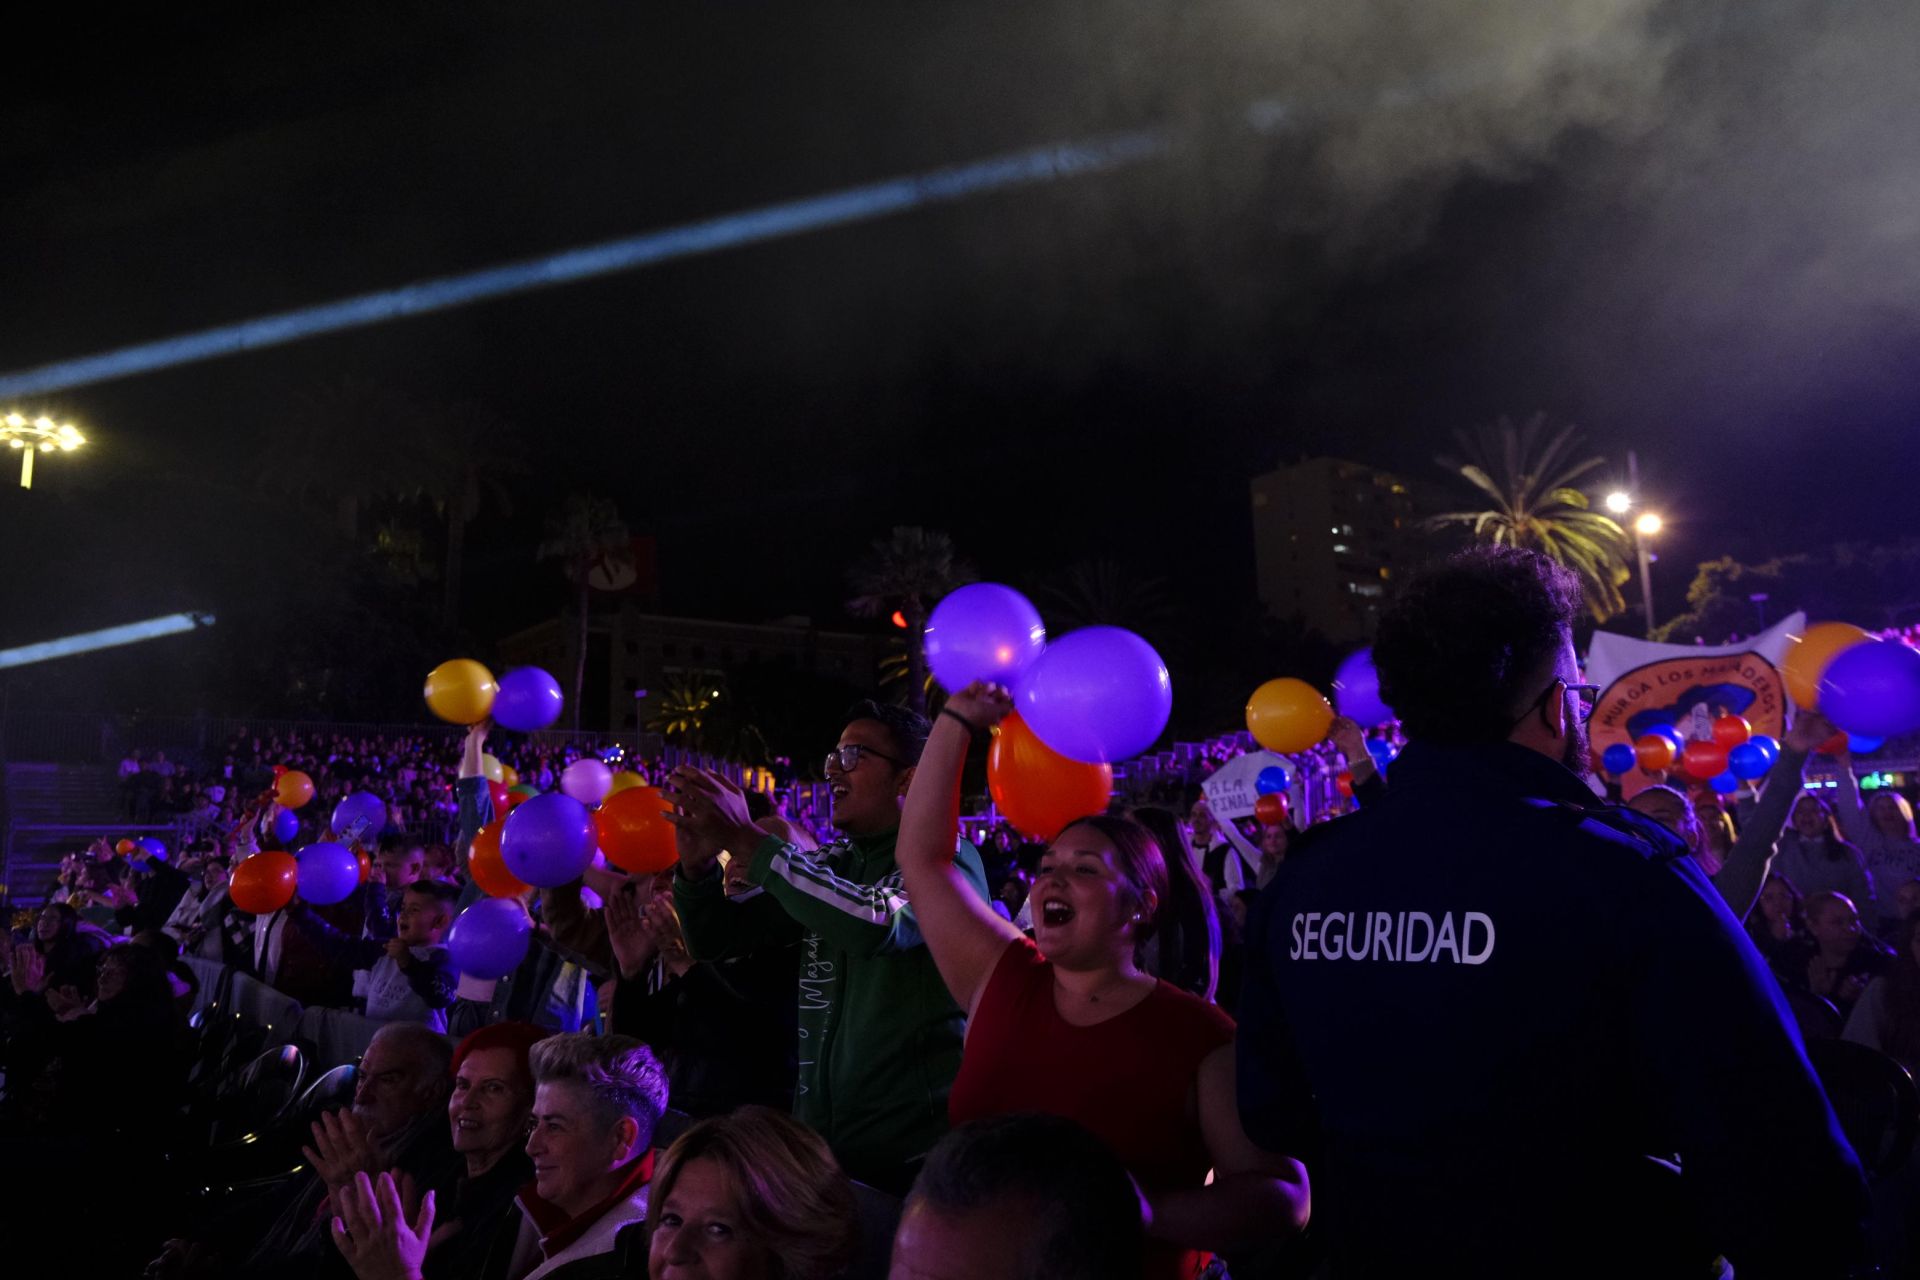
[1586,612,1804,794]
[1201,749,1292,821]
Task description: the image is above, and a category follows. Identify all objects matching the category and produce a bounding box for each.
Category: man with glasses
[667,699,990,1192]
[1236,546,1866,1278]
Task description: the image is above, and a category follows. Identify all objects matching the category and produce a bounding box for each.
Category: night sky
[4,0,1917,681]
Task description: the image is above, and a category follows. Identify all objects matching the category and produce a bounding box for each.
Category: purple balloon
[560,758,614,807]
[492,666,565,732]
[1822,641,1920,737]
[332,791,387,840]
[1016,626,1173,764]
[924,583,1047,693]
[447,899,532,980]
[296,841,360,905]
[271,807,302,845]
[1333,648,1394,727]
[500,791,597,888]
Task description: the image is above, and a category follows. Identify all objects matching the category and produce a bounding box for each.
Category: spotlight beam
[0,612,214,671]
[0,129,1170,400]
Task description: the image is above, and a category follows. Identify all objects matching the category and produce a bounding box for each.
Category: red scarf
[520,1150,655,1257]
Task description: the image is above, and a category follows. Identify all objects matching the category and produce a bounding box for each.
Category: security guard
[1238,547,1867,1279]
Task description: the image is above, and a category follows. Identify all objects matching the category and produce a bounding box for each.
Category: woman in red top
[898,683,1310,1278]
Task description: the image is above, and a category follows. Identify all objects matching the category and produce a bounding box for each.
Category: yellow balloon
[1246,677,1334,754]
[607,771,647,796]
[500,765,519,788]
[1783,622,1871,710]
[480,753,506,783]
[424,658,497,725]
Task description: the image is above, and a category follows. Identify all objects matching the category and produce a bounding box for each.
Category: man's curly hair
[1373,546,1582,744]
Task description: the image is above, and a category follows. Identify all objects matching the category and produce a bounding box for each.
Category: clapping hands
[329,1170,434,1280]
[303,1108,382,1197]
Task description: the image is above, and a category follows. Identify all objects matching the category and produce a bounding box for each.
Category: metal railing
[0,708,665,769]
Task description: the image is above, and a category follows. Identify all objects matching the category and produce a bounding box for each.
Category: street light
[1605,450,1666,637]
[0,411,86,488]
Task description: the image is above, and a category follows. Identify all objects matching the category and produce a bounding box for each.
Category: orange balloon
[424,658,498,725]
[1246,678,1334,755]
[988,711,1113,842]
[115,838,135,855]
[277,770,315,810]
[229,851,298,914]
[468,823,529,898]
[1711,715,1751,748]
[595,786,679,874]
[1634,735,1675,772]
[1784,622,1871,710]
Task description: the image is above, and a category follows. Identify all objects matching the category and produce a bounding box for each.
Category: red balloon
[229,851,298,914]
[595,786,679,875]
[487,781,510,818]
[356,850,372,884]
[1634,735,1676,772]
[272,764,289,779]
[1712,715,1751,748]
[1681,739,1730,780]
[468,823,529,898]
[1335,770,1355,799]
[988,712,1113,842]
[1819,731,1849,756]
[1254,794,1289,826]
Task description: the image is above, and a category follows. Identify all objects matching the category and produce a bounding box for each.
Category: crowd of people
[2,546,1915,1277]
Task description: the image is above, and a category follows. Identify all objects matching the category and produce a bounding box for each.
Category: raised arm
[898,684,1022,1014]
[1715,710,1830,921]
[1829,744,1874,846]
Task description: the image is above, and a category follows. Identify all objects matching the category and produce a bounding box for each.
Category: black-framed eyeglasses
[1517,679,1601,729]
[823,743,902,776]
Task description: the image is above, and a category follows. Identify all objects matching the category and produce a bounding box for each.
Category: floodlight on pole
[1604,490,1632,514]
[0,412,85,488]
[1634,512,1664,537]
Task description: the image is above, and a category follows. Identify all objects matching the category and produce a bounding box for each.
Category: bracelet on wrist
[939,707,986,740]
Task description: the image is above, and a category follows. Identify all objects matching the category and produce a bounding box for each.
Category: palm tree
[647,673,718,747]
[846,526,975,715]
[537,494,632,729]
[1037,558,1175,634]
[415,400,522,630]
[1428,414,1633,621]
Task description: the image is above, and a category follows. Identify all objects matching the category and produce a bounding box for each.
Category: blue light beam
[0,611,214,670]
[0,129,1170,400]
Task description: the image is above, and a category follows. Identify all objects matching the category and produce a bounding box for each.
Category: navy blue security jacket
[1238,740,1867,1279]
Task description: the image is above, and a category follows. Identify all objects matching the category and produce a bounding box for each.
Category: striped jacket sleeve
[747,835,991,956]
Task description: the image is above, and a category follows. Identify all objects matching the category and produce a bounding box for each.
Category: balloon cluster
[927,583,1173,765]
[1605,716,1781,794]
[928,584,1170,841]
[1798,627,1920,739]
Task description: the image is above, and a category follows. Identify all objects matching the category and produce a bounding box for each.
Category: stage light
[0,611,213,670]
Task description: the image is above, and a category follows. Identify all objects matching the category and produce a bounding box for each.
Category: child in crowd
[290,879,460,1031]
